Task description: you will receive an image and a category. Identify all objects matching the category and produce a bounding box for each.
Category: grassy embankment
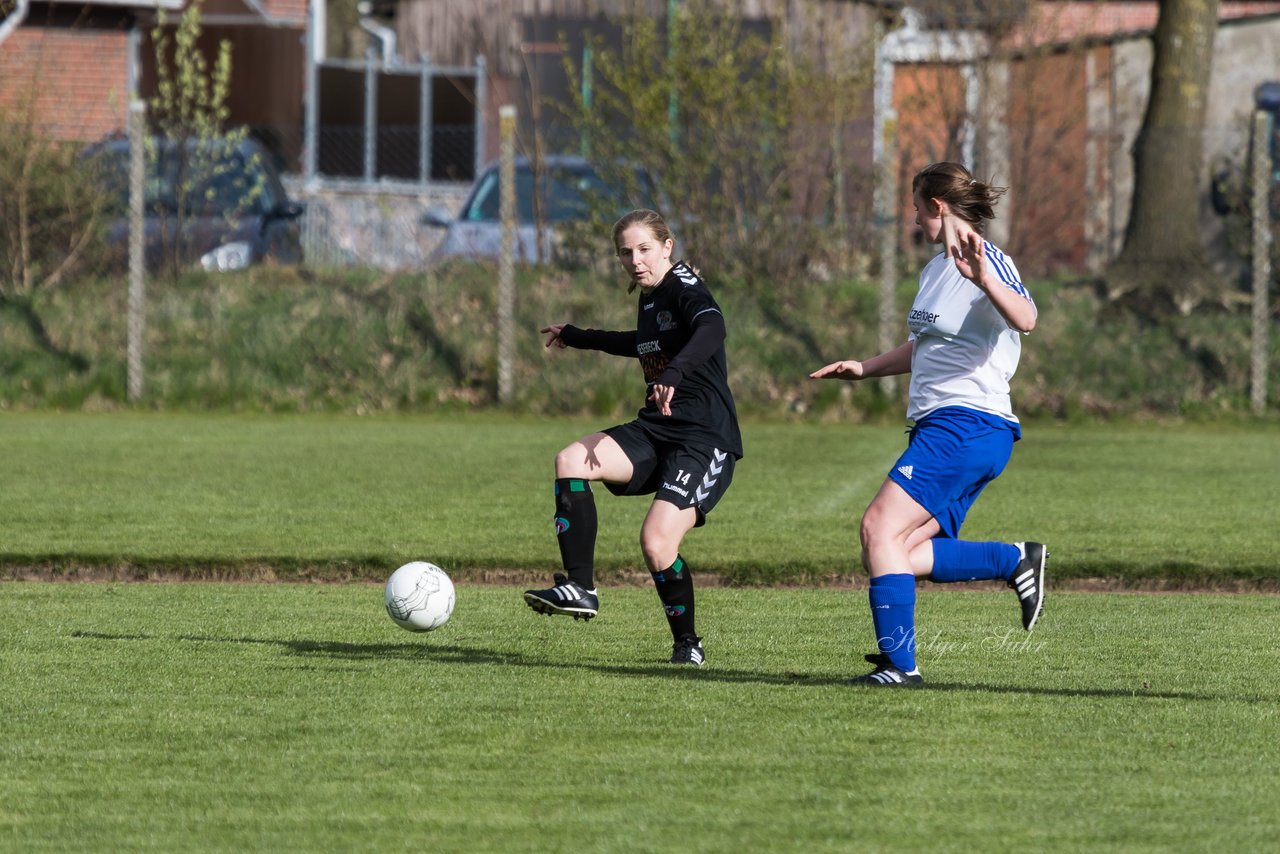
[1,263,1273,419]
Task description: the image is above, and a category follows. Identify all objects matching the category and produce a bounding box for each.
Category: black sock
[554,478,596,589]
[651,555,696,640]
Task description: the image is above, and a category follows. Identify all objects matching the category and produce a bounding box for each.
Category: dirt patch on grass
[3,563,1278,594]
[0,562,380,585]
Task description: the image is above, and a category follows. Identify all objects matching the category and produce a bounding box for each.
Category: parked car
[422,154,656,264]
[83,135,304,272]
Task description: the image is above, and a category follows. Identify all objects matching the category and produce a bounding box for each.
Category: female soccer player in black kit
[524,209,743,666]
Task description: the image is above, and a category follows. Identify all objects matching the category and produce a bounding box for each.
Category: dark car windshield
[90,143,281,217]
[462,164,634,224]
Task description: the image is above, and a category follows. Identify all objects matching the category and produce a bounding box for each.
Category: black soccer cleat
[1009,542,1048,632]
[846,652,924,687]
[670,634,705,666]
[523,573,599,620]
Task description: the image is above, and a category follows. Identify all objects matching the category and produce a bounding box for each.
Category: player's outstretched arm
[542,324,638,356]
[541,323,569,349]
[810,360,865,381]
[811,341,914,381]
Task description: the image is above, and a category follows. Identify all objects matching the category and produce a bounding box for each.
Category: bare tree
[146,0,257,277]
[1107,0,1222,313]
[562,1,873,288]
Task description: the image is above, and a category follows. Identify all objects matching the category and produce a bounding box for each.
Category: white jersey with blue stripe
[905,241,1031,424]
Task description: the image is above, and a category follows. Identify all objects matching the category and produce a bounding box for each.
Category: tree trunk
[1107,0,1222,314]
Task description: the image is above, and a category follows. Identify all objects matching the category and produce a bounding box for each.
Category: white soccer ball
[384,561,455,632]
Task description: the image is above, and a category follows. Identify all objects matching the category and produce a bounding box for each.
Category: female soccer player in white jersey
[524,209,744,666]
[810,161,1046,687]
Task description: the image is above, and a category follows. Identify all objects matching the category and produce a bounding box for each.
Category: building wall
[1007,50,1090,272]
[1205,15,1280,164]
[196,0,306,25]
[1,2,307,155]
[1106,15,1280,266]
[394,0,879,174]
[892,56,1092,274]
[890,62,968,256]
[138,23,308,167]
[394,0,873,74]
[259,0,308,25]
[0,27,131,142]
[887,11,1280,276]
[1013,1,1280,46]
[1102,37,1153,260]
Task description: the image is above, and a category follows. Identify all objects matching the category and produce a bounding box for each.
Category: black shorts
[602,421,736,527]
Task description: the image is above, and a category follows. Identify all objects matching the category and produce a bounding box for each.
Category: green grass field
[2,413,1279,851]
[2,583,1277,852]
[1,412,1278,583]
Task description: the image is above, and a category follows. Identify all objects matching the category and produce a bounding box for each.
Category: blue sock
[929,539,1020,583]
[868,573,917,672]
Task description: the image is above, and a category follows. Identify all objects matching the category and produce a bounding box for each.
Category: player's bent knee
[639,534,677,570]
[640,521,683,570]
[860,514,905,561]
[859,514,879,552]
[554,445,589,478]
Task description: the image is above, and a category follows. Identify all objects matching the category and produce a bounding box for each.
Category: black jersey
[561,261,743,458]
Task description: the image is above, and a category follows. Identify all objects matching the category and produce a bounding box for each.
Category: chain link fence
[261,55,486,270]
[292,181,468,270]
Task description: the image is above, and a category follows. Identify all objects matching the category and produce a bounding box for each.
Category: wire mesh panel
[293,183,470,270]
[430,125,477,182]
[318,126,366,179]
[313,59,479,185]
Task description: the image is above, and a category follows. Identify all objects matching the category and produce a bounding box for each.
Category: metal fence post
[580,43,593,158]
[1251,109,1272,415]
[873,42,899,396]
[364,46,378,182]
[667,0,679,143]
[127,99,146,403]
[474,55,488,179]
[419,52,432,185]
[497,104,516,405]
[304,0,319,183]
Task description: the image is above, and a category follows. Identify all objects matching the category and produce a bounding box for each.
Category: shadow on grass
[71,630,1263,702]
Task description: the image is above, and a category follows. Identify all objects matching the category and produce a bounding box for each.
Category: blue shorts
[886,406,1021,538]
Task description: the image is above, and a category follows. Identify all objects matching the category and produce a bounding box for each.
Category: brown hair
[613,209,674,293]
[911,162,1007,233]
